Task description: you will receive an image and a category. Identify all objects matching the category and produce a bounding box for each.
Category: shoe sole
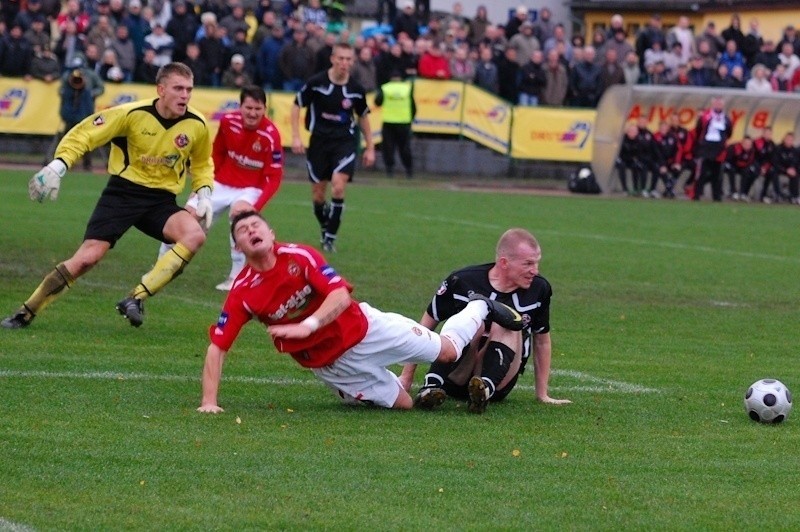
[413,388,447,410]
[467,376,488,414]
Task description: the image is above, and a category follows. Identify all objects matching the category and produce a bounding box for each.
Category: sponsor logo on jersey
[288,262,300,276]
[141,128,157,136]
[0,88,27,118]
[92,115,106,126]
[174,133,189,148]
[269,285,313,320]
[321,112,344,122]
[227,150,265,170]
[140,153,180,167]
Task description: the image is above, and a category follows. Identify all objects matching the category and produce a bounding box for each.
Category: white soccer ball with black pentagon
[744,379,792,423]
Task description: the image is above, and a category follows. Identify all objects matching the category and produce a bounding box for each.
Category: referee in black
[291,42,375,253]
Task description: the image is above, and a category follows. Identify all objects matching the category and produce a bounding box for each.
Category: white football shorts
[186,181,261,217]
[312,302,442,408]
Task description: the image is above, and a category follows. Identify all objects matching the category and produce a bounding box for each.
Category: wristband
[48,159,68,177]
[301,316,320,332]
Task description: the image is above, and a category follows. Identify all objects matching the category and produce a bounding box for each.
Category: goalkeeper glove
[195,186,213,230]
[28,159,67,202]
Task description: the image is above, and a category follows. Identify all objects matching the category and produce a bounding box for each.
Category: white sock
[158,242,172,260]
[228,235,245,280]
[439,300,488,359]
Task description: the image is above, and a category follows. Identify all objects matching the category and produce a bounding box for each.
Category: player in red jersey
[197,211,524,411]
[158,85,284,291]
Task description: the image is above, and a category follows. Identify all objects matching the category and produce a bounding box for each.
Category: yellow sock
[22,263,76,317]
[131,242,194,300]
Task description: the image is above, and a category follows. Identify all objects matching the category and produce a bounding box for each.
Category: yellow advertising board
[0,79,62,135]
[461,85,511,154]
[411,79,464,135]
[511,107,596,162]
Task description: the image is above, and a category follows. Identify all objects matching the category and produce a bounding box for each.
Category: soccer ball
[744,379,792,423]
[577,167,593,179]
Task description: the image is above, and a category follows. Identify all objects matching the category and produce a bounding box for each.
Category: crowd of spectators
[2,0,800,103]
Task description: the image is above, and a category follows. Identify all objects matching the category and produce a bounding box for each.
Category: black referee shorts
[84,175,184,247]
[305,136,357,182]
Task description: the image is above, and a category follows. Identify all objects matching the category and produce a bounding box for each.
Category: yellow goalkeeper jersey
[55,98,214,195]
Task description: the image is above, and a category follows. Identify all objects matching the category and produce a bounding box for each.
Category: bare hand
[537,396,572,405]
[362,147,375,168]
[269,322,314,340]
[197,404,225,413]
[291,137,305,155]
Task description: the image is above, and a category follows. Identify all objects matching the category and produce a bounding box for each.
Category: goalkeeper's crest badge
[174,133,189,148]
[92,115,105,126]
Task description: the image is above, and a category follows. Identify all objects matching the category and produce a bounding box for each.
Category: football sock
[439,300,489,359]
[228,234,245,280]
[131,242,193,300]
[313,201,328,229]
[325,198,344,239]
[422,372,445,389]
[481,341,515,396]
[157,241,171,260]
[21,263,75,317]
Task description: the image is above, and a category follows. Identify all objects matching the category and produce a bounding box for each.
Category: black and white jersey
[294,71,370,141]
[427,263,552,373]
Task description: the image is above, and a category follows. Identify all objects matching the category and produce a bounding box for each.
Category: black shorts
[306,136,357,182]
[84,175,183,247]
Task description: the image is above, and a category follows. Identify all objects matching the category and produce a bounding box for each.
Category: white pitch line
[0,370,314,387]
[0,518,35,532]
[552,369,660,394]
[0,369,658,394]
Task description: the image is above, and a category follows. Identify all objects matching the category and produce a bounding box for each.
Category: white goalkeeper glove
[195,186,213,230]
[28,159,67,202]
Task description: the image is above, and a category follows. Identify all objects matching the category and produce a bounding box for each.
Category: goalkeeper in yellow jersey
[2,62,214,329]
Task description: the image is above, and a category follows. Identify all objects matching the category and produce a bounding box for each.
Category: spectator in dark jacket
[257,25,285,89]
[134,47,160,84]
[570,45,602,107]
[183,42,211,86]
[0,24,34,77]
[393,1,420,41]
[278,27,315,91]
[198,21,230,86]
[167,0,200,63]
[599,47,626,93]
[496,46,520,103]
[473,45,499,94]
[687,55,713,86]
[518,49,547,106]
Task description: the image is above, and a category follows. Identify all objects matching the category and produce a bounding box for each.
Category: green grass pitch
[1,170,798,529]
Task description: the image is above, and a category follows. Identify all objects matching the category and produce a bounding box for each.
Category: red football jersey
[209,242,368,368]
[212,112,284,210]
